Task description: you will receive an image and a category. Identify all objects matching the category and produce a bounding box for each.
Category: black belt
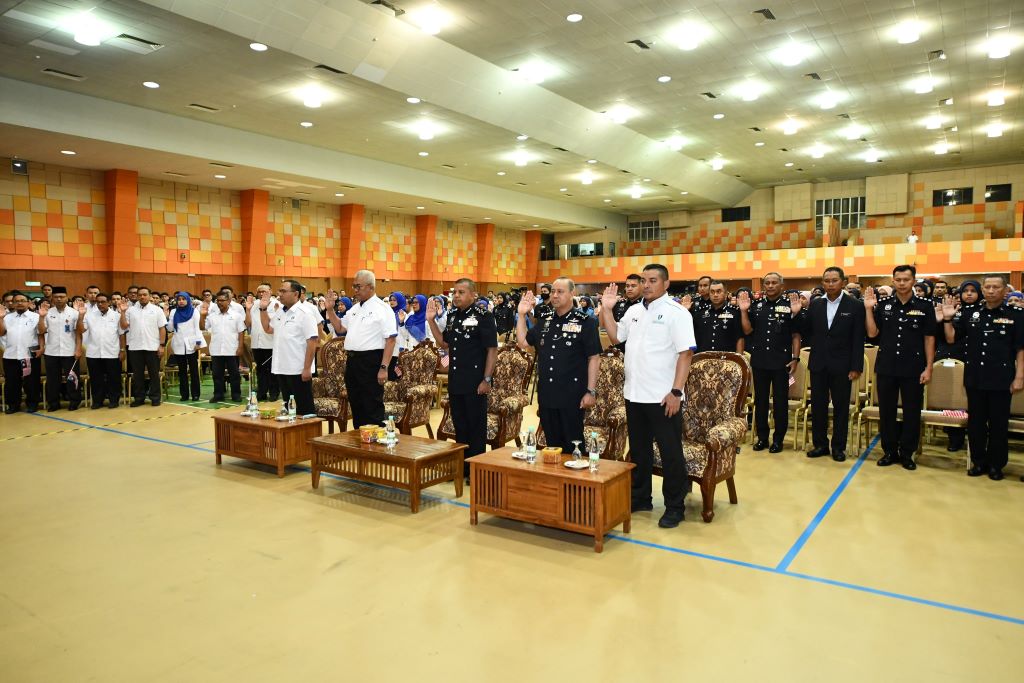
[348,349,383,356]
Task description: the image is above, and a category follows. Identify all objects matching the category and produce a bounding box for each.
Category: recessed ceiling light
[910,77,934,94]
[817,89,843,110]
[987,90,1005,106]
[924,115,943,129]
[603,199,611,202]
[680,191,688,195]
[664,135,686,151]
[296,84,326,108]
[496,171,507,176]
[409,5,451,35]
[781,119,801,135]
[142,81,160,89]
[713,113,725,120]
[808,144,827,159]
[754,141,765,147]
[863,149,880,163]
[483,217,492,220]
[709,158,725,171]
[893,20,922,44]
[300,121,313,128]
[657,75,672,83]
[986,122,1004,138]
[666,21,708,51]
[511,150,531,167]
[66,11,118,47]
[559,187,568,192]
[249,42,268,52]
[934,142,949,155]
[418,151,429,157]
[771,42,811,66]
[950,126,958,132]
[733,81,765,101]
[532,224,540,228]
[985,35,1012,59]
[406,97,421,104]
[586,159,597,164]
[580,170,594,185]
[784,162,794,167]
[605,104,637,124]
[60,149,76,155]
[642,178,651,182]
[630,186,643,199]
[411,119,439,140]
[516,134,529,141]
[566,13,583,23]
[416,206,425,210]
[335,193,345,197]
[516,60,555,84]
[842,123,864,140]
[214,174,226,179]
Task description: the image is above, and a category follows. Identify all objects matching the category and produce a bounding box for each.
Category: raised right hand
[38,301,50,316]
[680,294,692,310]
[259,290,271,306]
[326,290,338,308]
[426,297,438,318]
[600,284,618,310]
[117,299,129,313]
[0,304,7,317]
[863,286,877,309]
[941,294,958,320]
[736,290,751,312]
[517,291,536,315]
[200,301,209,315]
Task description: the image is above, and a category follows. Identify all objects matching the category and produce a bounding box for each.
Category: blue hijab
[171,291,194,330]
[406,294,428,341]
[389,292,407,326]
[338,296,353,314]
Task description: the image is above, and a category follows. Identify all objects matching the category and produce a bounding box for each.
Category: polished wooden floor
[1,396,1023,682]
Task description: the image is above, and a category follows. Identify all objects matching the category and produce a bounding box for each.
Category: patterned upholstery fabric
[383,342,438,433]
[312,340,348,430]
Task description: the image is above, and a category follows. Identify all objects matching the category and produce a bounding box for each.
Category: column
[337,203,366,279]
[240,189,271,276]
[475,222,495,285]
[415,214,439,285]
[105,169,138,272]
[524,230,542,286]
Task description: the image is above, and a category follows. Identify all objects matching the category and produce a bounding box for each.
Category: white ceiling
[0,0,1021,228]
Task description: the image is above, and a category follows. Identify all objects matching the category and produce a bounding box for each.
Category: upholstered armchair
[652,351,750,523]
[312,338,349,433]
[384,340,439,437]
[537,348,628,459]
[437,345,534,449]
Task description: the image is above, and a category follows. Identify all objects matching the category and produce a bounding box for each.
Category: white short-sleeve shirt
[269,304,319,375]
[125,303,168,351]
[205,307,246,356]
[42,305,80,357]
[2,310,40,360]
[83,308,125,359]
[341,296,398,351]
[249,298,281,350]
[617,294,697,403]
[166,311,205,355]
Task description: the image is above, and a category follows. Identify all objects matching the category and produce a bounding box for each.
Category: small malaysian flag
[942,409,968,419]
[67,359,79,390]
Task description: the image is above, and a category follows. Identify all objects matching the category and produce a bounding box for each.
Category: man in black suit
[803,266,865,462]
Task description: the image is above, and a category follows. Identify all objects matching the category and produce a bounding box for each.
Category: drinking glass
[571,440,583,462]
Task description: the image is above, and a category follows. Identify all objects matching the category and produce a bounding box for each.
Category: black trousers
[966,388,1012,471]
[252,348,278,400]
[538,405,585,453]
[626,400,689,511]
[87,357,121,406]
[450,391,488,475]
[753,366,790,443]
[3,357,41,410]
[345,350,386,428]
[44,355,81,408]
[211,355,241,400]
[276,374,315,415]
[876,373,924,456]
[173,353,201,400]
[810,370,852,453]
[128,349,161,402]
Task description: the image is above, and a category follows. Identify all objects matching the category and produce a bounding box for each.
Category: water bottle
[247,391,258,415]
[287,395,296,421]
[588,432,599,473]
[524,427,537,464]
[385,415,397,446]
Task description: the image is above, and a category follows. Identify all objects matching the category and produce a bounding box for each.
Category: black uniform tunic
[694,302,743,352]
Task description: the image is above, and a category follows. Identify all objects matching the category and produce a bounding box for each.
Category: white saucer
[563,460,590,470]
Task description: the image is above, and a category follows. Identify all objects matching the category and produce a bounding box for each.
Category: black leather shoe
[209,396,223,403]
[91,403,104,410]
[151,400,161,407]
[4,407,19,415]
[752,439,768,451]
[832,452,847,462]
[130,400,144,407]
[877,452,898,467]
[946,442,963,452]
[901,458,917,471]
[47,404,60,412]
[68,403,79,411]
[658,509,685,528]
[967,465,986,477]
[631,501,654,513]
[807,447,830,458]
[769,442,784,453]
[26,405,39,413]
[989,469,1004,481]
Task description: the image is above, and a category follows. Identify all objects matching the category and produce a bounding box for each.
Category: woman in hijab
[958,280,980,308]
[578,295,597,318]
[493,292,514,337]
[166,291,205,401]
[405,294,429,345]
[913,280,932,299]
[387,292,408,379]
[935,279,980,452]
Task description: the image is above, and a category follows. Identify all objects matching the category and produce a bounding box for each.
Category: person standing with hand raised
[256,279,319,416]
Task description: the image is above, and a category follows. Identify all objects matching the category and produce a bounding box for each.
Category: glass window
[985,184,1011,202]
[932,187,973,207]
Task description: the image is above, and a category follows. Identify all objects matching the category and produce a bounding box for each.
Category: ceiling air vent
[928,49,945,62]
[187,103,220,113]
[836,113,851,119]
[41,67,85,81]
[108,33,163,54]
[516,182,528,186]
[338,184,357,189]
[314,64,347,75]
[748,126,763,132]
[441,164,456,169]
[540,161,552,165]
[804,72,821,80]
[626,39,652,51]
[209,162,234,168]
[552,147,569,152]
[163,171,187,177]
[700,92,718,100]
[752,8,777,21]
[370,0,405,17]
[778,148,790,152]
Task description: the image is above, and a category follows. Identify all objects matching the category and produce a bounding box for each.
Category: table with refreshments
[211,392,324,477]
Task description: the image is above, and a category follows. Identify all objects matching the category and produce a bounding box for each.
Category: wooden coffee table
[468,448,634,553]
[310,431,466,513]
[212,413,324,477]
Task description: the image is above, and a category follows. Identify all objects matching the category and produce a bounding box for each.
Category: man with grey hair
[517,277,602,452]
[326,269,397,427]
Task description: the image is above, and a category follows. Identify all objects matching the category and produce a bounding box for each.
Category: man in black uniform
[683,275,714,318]
[943,274,1024,480]
[529,283,554,325]
[863,265,936,470]
[738,272,802,453]
[612,274,643,323]
[694,280,745,353]
[427,278,498,477]
[516,277,602,452]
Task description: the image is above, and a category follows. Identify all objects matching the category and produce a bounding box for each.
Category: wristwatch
[586,388,597,397]
[670,388,683,398]
[791,356,800,362]
[484,376,493,384]
[260,307,268,312]
[379,364,387,370]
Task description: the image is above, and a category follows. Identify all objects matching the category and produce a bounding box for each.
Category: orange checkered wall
[265,196,341,277]
[433,219,477,276]
[362,210,416,280]
[492,228,527,281]
[624,220,818,256]
[0,159,107,271]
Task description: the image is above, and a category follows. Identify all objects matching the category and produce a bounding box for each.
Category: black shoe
[989,469,1004,481]
[231,396,242,402]
[658,509,685,528]
[192,396,201,401]
[26,405,39,413]
[269,394,280,402]
[91,403,104,410]
[946,442,963,452]
[807,447,830,458]
[901,457,917,471]
[151,400,161,407]
[47,404,60,412]
[752,439,768,451]
[832,452,847,462]
[768,442,784,453]
[4,407,19,415]
[68,403,79,411]
[130,400,145,407]
[631,501,654,513]
[109,403,118,409]
[877,452,898,467]
[209,396,223,403]
[967,465,986,477]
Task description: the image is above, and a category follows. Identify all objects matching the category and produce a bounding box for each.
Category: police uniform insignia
[774,305,790,313]
[464,316,478,328]
[885,304,892,311]
[907,309,925,316]
[562,323,582,333]
[993,318,1014,324]
[719,312,733,319]
[972,311,981,318]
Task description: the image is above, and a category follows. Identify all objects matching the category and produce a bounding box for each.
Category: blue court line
[775,434,880,572]
[27,412,1024,627]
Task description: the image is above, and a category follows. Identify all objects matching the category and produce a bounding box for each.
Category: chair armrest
[383,380,400,403]
[404,384,436,402]
[707,417,748,451]
[497,394,530,416]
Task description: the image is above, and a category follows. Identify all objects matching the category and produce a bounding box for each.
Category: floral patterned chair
[652,351,750,523]
[312,338,349,433]
[437,345,534,449]
[537,348,628,459]
[384,340,439,436]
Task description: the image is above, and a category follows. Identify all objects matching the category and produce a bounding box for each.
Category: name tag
[562,323,582,333]
[993,318,1014,324]
[463,317,478,328]
[774,305,790,313]
[718,313,734,320]
[906,310,925,316]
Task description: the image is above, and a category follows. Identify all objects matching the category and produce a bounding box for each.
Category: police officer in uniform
[738,272,803,452]
[612,274,643,323]
[529,283,554,324]
[427,278,497,478]
[863,265,936,470]
[516,278,602,451]
[694,280,744,353]
[942,274,1024,480]
[690,275,714,317]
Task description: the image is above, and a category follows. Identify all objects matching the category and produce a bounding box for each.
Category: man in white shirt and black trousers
[247,282,281,401]
[119,286,168,407]
[202,291,247,403]
[257,279,319,415]
[325,270,397,428]
[600,264,697,529]
[0,291,43,413]
[37,286,83,411]
[79,292,126,408]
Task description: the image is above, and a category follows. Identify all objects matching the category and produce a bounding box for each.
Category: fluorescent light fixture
[986,122,1004,137]
[771,42,811,66]
[559,188,568,192]
[605,104,638,124]
[142,81,160,89]
[249,42,268,52]
[987,90,1005,106]
[910,77,934,94]
[63,11,118,47]
[808,144,827,159]
[409,5,452,35]
[60,150,76,155]
[709,158,725,171]
[934,142,948,155]
[300,121,313,128]
[680,191,689,195]
[664,135,686,151]
[785,162,794,167]
[496,171,506,176]
[566,13,583,23]
[603,199,612,203]
[406,97,421,104]
[416,206,425,210]
[863,149,880,163]
[516,60,555,84]
[781,119,801,135]
[666,21,709,51]
[754,141,765,147]
[817,90,843,110]
[658,75,672,83]
[986,34,1012,59]
[214,174,226,179]
[411,119,440,140]
[295,84,326,108]
[842,123,865,140]
[511,149,531,167]
[733,81,765,101]
[713,113,725,120]
[924,115,942,129]
[586,159,597,164]
[418,151,429,157]
[630,186,644,199]
[893,20,922,44]
[580,170,594,185]
[335,193,345,197]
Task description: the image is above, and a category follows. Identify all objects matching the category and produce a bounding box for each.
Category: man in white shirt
[201,292,246,402]
[119,286,167,407]
[325,270,397,428]
[0,291,43,413]
[84,284,100,315]
[79,292,125,409]
[600,264,696,529]
[246,282,281,401]
[37,286,82,411]
[217,285,246,317]
[258,279,319,415]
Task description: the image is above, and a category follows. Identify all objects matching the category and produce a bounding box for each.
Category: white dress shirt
[268,304,319,375]
[249,298,281,350]
[125,303,167,352]
[41,305,80,357]
[341,296,398,351]
[83,308,125,359]
[2,310,40,360]
[166,310,205,355]
[617,294,697,403]
[825,293,843,328]
[205,307,246,356]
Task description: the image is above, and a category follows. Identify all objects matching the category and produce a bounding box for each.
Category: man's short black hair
[202,289,212,295]
[982,273,1009,286]
[823,266,846,280]
[697,275,712,284]
[137,286,150,295]
[87,284,99,290]
[892,264,917,278]
[643,263,670,281]
[281,279,303,293]
[625,273,641,282]
[709,279,725,288]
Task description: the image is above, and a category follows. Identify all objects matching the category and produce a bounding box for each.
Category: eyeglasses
[351,283,366,291]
